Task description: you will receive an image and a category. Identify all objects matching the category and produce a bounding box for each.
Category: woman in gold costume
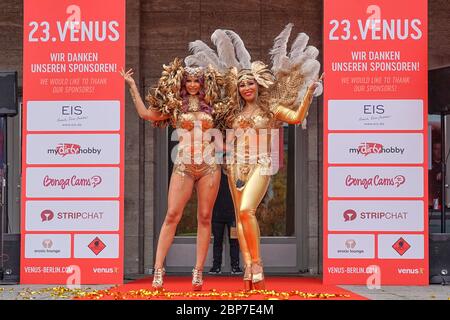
[120,59,223,291]
[185,24,323,290]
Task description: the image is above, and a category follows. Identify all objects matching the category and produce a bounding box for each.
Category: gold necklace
[188,95,200,112]
[241,106,259,119]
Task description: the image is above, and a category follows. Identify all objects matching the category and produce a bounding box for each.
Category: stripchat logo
[41,209,55,222]
[343,209,357,221]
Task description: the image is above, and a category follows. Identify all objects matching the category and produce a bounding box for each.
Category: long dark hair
[180,74,212,114]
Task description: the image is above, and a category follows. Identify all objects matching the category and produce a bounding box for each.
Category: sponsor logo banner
[328,99,423,130]
[26,134,120,164]
[22,0,125,284]
[27,100,120,131]
[324,0,428,284]
[328,166,423,197]
[328,234,375,259]
[26,167,120,198]
[74,234,119,258]
[25,234,71,258]
[328,133,423,164]
[378,234,424,259]
[328,200,424,231]
[25,201,119,231]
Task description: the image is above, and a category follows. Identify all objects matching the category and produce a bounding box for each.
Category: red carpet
[77,276,368,300]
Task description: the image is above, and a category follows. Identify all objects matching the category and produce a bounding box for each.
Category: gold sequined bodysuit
[173,99,219,181]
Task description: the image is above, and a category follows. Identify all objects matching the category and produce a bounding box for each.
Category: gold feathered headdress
[145,58,223,127]
[184,24,322,129]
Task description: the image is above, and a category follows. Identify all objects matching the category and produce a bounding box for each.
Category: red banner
[22,0,125,284]
[323,0,428,285]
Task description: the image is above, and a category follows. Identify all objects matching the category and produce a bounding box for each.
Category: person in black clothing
[209,169,242,275]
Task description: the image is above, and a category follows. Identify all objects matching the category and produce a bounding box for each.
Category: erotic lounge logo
[42,239,53,249]
[43,175,103,190]
[41,209,55,222]
[345,174,406,190]
[345,239,357,249]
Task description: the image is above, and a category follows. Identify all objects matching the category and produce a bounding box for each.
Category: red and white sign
[22,0,125,284]
[328,200,424,231]
[324,0,428,284]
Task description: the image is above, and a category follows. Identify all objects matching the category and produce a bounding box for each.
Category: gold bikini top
[175,95,214,131]
[177,112,214,131]
[232,112,275,130]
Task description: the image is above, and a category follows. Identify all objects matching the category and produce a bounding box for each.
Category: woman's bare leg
[154,172,195,269]
[194,169,221,270]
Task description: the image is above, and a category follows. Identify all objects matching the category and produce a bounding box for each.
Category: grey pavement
[340,284,450,300]
[0,281,449,300]
[0,284,111,300]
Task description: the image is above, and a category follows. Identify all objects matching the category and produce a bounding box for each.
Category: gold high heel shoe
[152,267,165,290]
[251,261,265,290]
[243,264,253,291]
[192,268,203,291]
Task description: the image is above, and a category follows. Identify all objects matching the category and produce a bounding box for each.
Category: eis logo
[349,142,405,156]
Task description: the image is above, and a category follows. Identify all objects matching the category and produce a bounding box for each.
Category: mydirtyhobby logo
[47,143,102,157]
[348,142,405,156]
[43,175,102,190]
[41,209,55,222]
[343,209,408,221]
[345,174,406,190]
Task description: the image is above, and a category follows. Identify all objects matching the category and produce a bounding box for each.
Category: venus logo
[343,209,357,221]
[41,209,54,222]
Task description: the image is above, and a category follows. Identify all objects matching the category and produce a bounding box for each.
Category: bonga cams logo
[43,175,103,190]
[345,174,406,190]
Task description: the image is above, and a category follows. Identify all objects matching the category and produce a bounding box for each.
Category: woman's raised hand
[308,72,324,96]
[120,68,136,87]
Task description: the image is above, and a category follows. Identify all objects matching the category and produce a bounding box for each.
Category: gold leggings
[227,162,270,266]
